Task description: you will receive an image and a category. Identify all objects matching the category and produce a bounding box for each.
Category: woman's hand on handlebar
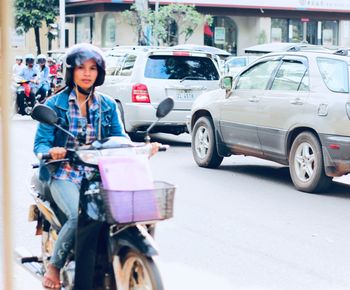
[149,142,160,158]
[49,147,67,160]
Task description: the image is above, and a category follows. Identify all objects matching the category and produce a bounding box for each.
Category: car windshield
[317,57,349,93]
[144,55,219,80]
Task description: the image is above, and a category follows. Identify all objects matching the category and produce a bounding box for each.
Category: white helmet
[37,54,47,64]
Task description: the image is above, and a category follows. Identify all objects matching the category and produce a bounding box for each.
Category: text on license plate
[176,90,194,100]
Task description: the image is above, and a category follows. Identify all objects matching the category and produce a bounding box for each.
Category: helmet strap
[75,83,93,96]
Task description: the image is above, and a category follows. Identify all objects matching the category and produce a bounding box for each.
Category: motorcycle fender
[111,225,159,258]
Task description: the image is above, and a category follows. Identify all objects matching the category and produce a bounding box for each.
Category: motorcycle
[15,79,37,115]
[16,97,176,290]
[49,72,64,94]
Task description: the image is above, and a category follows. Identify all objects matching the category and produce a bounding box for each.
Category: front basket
[101,181,175,224]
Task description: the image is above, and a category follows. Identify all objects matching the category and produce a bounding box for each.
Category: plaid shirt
[53,90,99,185]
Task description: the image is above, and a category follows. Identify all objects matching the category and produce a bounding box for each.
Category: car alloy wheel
[194,125,210,159]
[191,116,223,168]
[289,132,331,193]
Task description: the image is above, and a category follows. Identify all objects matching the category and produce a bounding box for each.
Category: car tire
[192,116,223,168]
[289,132,332,193]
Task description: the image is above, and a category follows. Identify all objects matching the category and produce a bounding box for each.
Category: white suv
[98,46,220,136]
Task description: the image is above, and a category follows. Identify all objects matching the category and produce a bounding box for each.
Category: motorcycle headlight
[76,150,101,165]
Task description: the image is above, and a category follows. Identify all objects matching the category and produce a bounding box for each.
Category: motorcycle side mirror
[156,97,174,119]
[142,97,175,143]
[31,104,58,125]
[31,104,75,138]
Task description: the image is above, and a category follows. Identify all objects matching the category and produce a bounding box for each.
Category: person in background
[47,57,58,75]
[36,54,51,103]
[12,55,25,78]
[19,53,39,93]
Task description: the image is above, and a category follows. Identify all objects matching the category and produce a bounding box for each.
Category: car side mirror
[220,76,233,92]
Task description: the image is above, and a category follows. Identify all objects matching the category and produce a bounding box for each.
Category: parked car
[224,55,258,77]
[244,42,331,55]
[188,50,350,193]
[98,46,221,137]
[173,44,231,73]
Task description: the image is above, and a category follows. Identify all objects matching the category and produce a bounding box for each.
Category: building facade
[12,0,350,56]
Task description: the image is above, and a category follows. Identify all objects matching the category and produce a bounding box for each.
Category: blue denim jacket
[33,87,127,180]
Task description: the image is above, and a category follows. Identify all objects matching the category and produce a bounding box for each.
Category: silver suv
[98,46,220,136]
[189,50,350,193]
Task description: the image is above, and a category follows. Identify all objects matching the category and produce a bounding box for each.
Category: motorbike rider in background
[36,54,51,103]
[17,54,39,110]
[12,55,25,78]
[47,57,58,75]
[33,43,159,289]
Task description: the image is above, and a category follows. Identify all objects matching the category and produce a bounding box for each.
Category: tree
[122,4,212,46]
[15,0,59,55]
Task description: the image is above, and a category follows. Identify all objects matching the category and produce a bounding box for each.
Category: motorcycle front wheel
[122,250,164,290]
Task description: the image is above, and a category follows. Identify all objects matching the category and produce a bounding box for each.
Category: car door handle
[290,98,304,105]
[248,96,259,102]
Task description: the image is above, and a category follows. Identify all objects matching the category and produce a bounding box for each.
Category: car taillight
[346,102,350,120]
[132,83,150,103]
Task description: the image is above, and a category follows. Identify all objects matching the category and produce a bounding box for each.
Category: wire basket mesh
[101,181,175,224]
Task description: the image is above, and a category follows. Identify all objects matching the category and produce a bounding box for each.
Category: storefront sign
[214,27,225,44]
[147,0,350,11]
[10,29,25,48]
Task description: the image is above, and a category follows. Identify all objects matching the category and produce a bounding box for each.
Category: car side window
[317,57,349,93]
[120,54,137,76]
[271,60,309,91]
[235,60,280,90]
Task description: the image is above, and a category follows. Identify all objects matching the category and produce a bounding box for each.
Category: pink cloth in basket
[98,155,154,191]
[98,155,160,223]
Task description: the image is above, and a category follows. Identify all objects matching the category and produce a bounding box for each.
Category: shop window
[102,14,116,48]
[271,19,288,42]
[322,21,338,46]
[271,18,339,46]
[204,16,237,55]
[76,15,94,43]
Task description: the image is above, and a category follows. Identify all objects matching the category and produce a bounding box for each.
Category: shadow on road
[149,133,191,147]
[218,163,350,198]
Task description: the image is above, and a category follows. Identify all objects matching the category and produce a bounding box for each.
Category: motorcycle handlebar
[37,152,51,161]
[158,145,169,152]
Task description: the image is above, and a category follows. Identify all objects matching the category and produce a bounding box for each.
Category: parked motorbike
[16,97,176,290]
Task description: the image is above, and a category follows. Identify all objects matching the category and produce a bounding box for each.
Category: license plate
[176,90,194,101]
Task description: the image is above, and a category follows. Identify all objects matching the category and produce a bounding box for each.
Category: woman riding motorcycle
[33,43,158,289]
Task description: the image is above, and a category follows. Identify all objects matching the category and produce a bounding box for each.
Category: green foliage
[15,0,59,53]
[122,4,212,46]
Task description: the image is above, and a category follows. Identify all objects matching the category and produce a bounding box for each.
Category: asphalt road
[6,115,350,290]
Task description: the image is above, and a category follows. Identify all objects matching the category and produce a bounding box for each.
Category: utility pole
[60,0,65,49]
[135,0,149,45]
[154,0,159,45]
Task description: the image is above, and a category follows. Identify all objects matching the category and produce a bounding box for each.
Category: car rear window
[317,57,349,93]
[144,55,219,80]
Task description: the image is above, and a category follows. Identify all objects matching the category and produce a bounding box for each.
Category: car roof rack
[333,48,349,56]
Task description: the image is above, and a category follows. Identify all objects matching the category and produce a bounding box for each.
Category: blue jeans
[49,179,80,269]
